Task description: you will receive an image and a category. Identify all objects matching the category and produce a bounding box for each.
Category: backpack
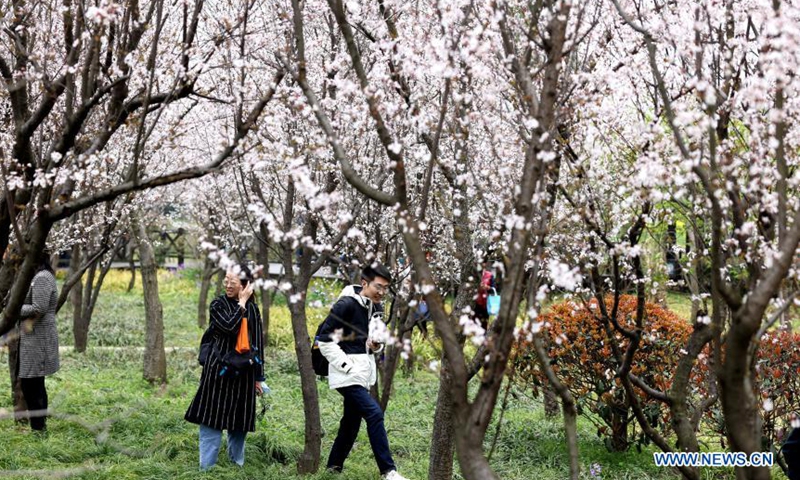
[311,320,329,377]
[198,325,216,366]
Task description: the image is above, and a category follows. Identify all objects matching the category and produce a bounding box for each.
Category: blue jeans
[327,385,396,475]
[199,424,247,470]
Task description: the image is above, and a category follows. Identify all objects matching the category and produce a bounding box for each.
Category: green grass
[57,269,206,349]
[665,292,694,322]
[0,272,787,479]
[55,269,338,351]
[0,347,689,480]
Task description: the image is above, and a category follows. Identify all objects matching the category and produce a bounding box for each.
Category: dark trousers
[784,428,800,480]
[20,376,48,431]
[327,385,396,475]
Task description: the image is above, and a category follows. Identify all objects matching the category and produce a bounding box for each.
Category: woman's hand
[238,283,254,309]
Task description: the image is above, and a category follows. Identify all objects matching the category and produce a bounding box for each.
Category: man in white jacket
[317,264,409,480]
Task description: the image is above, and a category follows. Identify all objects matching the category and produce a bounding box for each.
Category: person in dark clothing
[317,264,409,480]
[18,249,59,432]
[783,427,800,480]
[185,266,265,470]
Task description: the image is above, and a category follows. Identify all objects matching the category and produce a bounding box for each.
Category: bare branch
[756,290,799,340]
[47,70,285,221]
[285,0,395,206]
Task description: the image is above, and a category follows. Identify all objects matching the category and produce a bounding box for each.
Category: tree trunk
[197,258,215,328]
[428,361,457,480]
[127,242,136,292]
[378,295,410,411]
[84,255,114,324]
[1,254,24,417]
[79,261,98,346]
[561,397,580,479]
[8,335,27,422]
[454,423,499,480]
[428,175,479,479]
[428,269,477,478]
[666,324,712,480]
[544,386,560,418]
[531,336,580,479]
[610,408,630,452]
[70,244,88,352]
[401,328,415,374]
[378,336,403,412]
[260,281,271,351]
[257,221,271,350]
[133,218,167,384]
[540,335,560,418]
[721,325,770,480]
[288,295,322,474]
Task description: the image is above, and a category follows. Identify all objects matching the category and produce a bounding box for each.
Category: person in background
[18,248,60,432]
[317,264,409,480]
[474,259,495,329]
[185,265,265,470]
[783,425,800,480]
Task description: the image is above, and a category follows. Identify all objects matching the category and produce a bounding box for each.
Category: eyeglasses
[371,282,390,294]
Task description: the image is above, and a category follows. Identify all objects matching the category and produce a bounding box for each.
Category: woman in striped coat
[18,249,60,432]
[185,267,265,470]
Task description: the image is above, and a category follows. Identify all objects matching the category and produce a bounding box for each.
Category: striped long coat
[185,295,264,432]
[18,270,60,379]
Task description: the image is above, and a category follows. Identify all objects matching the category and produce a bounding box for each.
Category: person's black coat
[318,285,383,355]
[185,295,264,432]
[784,428,800,480]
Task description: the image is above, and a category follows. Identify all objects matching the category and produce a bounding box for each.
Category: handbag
[220,348,259,371]
[487,288,501,316]
[235,317,251,353]
[220,316,261,374]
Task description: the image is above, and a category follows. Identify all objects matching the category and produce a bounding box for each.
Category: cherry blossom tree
[2,1,796,478]
[284,0,591,478]
[0,0,284,413]
[535,1,800,479]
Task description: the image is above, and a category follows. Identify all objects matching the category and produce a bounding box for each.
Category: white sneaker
[382,471,409,480]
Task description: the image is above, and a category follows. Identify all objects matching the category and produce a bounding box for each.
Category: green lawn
[665,292,694,322]
[0,347,687,480]
[0,270,786,479]
[54,269,341,352]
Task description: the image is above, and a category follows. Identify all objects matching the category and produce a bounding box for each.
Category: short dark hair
[361,263,392,284]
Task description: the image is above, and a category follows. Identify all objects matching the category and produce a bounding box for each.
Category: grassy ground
[0,270,786,479]
[665,292,694,322]
[0,347,692,480]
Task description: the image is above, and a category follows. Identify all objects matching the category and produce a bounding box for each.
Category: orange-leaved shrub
[513,295,698,451]
[512,295,800,453]
[700,329,800,451]
[757,330,800,450]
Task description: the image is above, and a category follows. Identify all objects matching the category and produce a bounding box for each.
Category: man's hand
[366,339,383,352]
[255,381,263,396]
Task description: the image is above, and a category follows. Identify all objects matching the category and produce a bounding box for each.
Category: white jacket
[318,285,384,390]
